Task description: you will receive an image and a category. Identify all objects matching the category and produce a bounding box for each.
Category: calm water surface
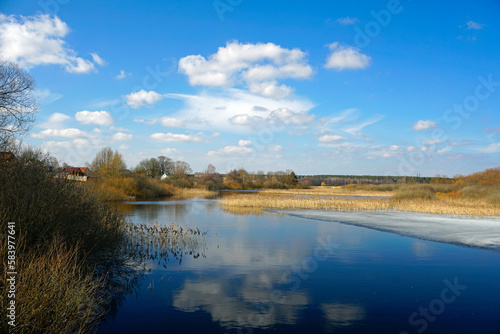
[98,197,500,334]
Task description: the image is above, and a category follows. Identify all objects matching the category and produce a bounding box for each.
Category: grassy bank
[0,151,127,333]
[92,175,174,201]
[219,168,500,217]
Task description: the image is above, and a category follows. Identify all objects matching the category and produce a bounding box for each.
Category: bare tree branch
[0,60,38,150]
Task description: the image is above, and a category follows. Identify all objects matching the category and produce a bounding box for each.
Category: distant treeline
[298,175,455,186]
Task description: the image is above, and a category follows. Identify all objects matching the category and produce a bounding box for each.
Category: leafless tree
[0,60,38,150]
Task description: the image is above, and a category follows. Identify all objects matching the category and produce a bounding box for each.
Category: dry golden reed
[219,192,500,217]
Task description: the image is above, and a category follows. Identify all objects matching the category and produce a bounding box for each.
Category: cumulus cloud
[208,145,254,156]
[319,134,348,143]
[229,114,265,126]
[112,132,132,141]
[40,112,70,129]
[178,41,313,99]
[150,132,205,143]
[32,128,88,139]
[324,42,371,71]
[407,146,427,152]
[0,14,101,73]
[126,90,163,108]
[41,141,71,150]
[166,89,315,133]
[336,17,359,25]
[75,110,114,126]
[388,145,399,151]
[238,139,252,147]
[160,117,184,128]
[413,120,436,131]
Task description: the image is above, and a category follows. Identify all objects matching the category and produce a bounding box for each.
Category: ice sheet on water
[269,209,500,250]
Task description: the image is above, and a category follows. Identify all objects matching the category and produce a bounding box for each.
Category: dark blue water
[98,198,500,334]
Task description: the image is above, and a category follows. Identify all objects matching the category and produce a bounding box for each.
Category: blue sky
[1,0,499,176]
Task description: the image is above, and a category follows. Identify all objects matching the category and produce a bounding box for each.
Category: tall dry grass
[219,194,391,212]
[0,236,106,333]
[0,150,128,333]
[172,188,218,199]
[219,192,500,217]
[261,187,393,198]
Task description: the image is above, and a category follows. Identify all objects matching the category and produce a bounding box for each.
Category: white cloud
[49,113,70,123]
[150,132,205,143]
[343,114,383,135]
[229,114,264,126]
[112,132,132,141]
[0,14,98,73]
[467,20,484,30]
[32,128,88,139]
[178,41,313,99]
[134,118,157,125]
[238,139,252,147]
[116,70,128,79]
[475,142,500,153]
[413,120,436,131]
[166,89,315,133]
[422,139,442,145]
[118,144,129,150]
[436,146,452,155]
[319,135,348,143]
[450,140,473,146]
[41,141,71,150]
[389,145,399,151]
[270,108,314,125]
[324,42,371,71]
[75,110,114,126]
[126,90,163,108]
[208,145,254,156]
[406,146,427,152]
[35,88,63,105]
[160,117,184,128]
[336,17,359,25]
[90,53,106,66]
[247,80,292,99]
[160,148,179,156]
[40,112,70,129]
[268,144,282,152]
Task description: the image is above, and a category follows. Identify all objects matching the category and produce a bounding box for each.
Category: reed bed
[220,194,391,212]
[122,222,208,267]
[0,237,107,334]
[261,187,394,198]
[173,188,218,199]
[219,193,500,217]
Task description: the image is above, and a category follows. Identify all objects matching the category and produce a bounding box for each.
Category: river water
[98,197,500,334]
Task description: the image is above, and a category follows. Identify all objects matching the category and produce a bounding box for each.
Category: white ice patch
[269,209,500,250]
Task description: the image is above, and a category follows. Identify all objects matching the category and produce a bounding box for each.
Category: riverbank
[268,209,500,250]
[219,192,500,217]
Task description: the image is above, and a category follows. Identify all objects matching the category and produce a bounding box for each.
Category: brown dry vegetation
[220,167,500,217]
[172,188,218,199]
